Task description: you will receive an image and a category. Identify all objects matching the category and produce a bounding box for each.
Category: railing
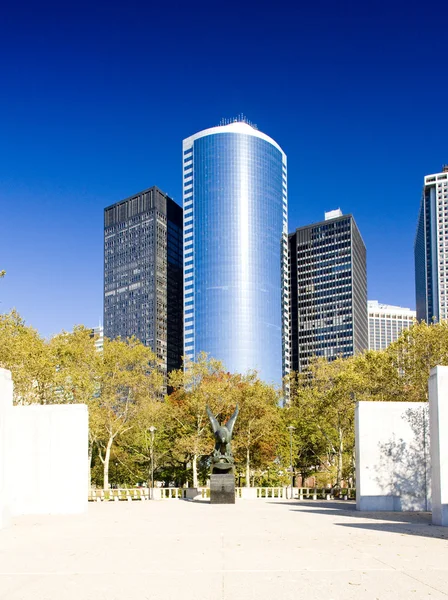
[89,488,151,502]
[89,486,355,502]
[290,487,356,500]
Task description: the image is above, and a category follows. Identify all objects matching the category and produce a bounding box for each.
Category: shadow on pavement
[272,500,448,540]
[336,520,448,539]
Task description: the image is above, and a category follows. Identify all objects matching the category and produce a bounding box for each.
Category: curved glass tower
[183,120,289,386]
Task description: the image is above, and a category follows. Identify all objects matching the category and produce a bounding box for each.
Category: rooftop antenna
[218,115,258,129]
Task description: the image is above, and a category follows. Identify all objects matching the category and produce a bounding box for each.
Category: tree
[49,326,102,476]
[387,320,448,402]
[94,337,163,490]
[232,373,283,487]
[0,310,56,404]
[116,398,178,487]
[289,357,363,488]
[282,398,327,487]
[167,353,234,488]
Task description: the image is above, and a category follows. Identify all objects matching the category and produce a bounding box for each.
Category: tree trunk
[351,447,356,489]
[246,448,251,488]
[192,454,198,488]
[103,436,114,490]
[88,441,93,491]
[336,427,343,488]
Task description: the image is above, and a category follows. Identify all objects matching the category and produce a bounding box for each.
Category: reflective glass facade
[183,122,288,386]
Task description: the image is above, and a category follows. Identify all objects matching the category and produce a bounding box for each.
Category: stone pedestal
[185,487,200,500]
[429,366,448,526]
[151,488,162,500]
[210,473,235,504]
[240,487,257,499]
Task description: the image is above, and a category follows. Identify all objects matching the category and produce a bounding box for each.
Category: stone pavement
[1,499,448,600]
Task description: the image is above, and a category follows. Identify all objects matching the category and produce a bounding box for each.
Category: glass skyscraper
[415,165,448,322]
[182,119,289,386]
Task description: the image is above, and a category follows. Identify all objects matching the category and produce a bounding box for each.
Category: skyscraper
[368,301,416,351]
[415,165,448,322]
[289,209,368,372]
[104,186,183,374]
[182,118,289,386]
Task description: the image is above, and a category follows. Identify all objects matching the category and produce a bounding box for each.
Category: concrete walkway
[1,499,448,599]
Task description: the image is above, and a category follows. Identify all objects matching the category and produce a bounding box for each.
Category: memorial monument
[206,405,239,504]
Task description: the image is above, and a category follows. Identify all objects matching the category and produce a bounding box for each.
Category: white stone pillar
[429,366,448,526]
[0,368,13,529]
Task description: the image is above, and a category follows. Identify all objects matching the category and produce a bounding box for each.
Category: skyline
[1,1,447,338]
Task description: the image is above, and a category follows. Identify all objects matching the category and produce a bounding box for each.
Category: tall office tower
[182,118,289,386]
[415,165,448,322]
[104,186,183,375]
[289,209,368,372]
[368,301,416,350]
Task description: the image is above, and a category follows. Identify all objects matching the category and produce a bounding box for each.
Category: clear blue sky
[1,0,447,337]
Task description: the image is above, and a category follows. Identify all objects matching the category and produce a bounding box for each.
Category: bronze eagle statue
[206,405,239,472]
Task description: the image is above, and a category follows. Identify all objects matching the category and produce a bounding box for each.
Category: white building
[415,165,448,322]
[90,325,104,352]
[368,301,416,350]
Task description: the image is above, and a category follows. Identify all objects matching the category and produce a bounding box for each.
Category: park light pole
[287,425,295,499]
[149,425,156,500]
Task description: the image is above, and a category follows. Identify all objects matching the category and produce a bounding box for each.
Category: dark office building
[289,209,368,372]
[104,186,183,374]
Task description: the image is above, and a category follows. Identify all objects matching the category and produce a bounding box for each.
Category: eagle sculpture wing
[206,405,219,434]
[225,404,239,437]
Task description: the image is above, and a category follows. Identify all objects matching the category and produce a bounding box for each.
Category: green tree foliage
[115,398,181,487]
[167,353,234,487]
[166,355,286,488]
[93,337,163,489]
[288,357,362,487]
[5,309,448,492]
[0,311,56,404]
[287,320,448,487]
[386,320,448,402]
[231,373,283,487]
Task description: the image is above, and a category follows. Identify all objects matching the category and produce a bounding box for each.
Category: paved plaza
[0,499,448,600]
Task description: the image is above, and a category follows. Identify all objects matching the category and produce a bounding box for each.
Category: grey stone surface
[1,500,448,599]
[210,472,235,504]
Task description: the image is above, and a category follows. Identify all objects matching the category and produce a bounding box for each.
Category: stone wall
[429,366,448,526]
[0,369,13,528]
[356,401,431,511]
[0,368,88,528]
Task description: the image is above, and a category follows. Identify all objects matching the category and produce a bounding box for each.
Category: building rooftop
[368,300,416,315]
[325,208,343,221]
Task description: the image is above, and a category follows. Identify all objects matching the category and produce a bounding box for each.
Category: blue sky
[1,0,447,337]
